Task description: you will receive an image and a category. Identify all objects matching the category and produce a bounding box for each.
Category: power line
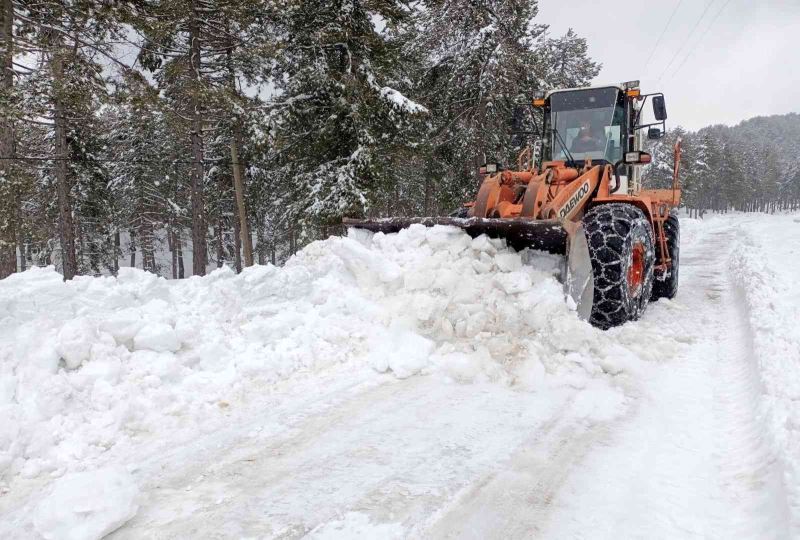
[669,0,736,79]
[657,0,718,81]
[643,0,684,72]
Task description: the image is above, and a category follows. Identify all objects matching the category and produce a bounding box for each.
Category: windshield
[545,87,625,163]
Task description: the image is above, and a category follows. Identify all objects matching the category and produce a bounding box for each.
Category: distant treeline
[644,113,800,217]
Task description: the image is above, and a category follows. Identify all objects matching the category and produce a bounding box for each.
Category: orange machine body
[468,140,682,272]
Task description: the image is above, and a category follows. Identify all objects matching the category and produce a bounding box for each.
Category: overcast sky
[537,0,799,131]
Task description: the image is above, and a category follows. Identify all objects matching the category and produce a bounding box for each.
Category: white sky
[537,0,800,131]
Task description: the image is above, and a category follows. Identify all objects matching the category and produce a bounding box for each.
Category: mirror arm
[631,92,666,132]
[632,121,666,131]
[633,94,649,128]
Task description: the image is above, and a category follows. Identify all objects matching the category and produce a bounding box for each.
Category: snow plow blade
[343,217,568,254]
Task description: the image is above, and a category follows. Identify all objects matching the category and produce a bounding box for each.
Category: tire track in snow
[539,222,792,539]
[710,258,792,538]
[416,412,619,539]
[108,376,577,539]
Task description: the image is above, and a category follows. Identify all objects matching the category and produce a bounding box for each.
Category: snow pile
[0,225,646,490]
[729,216,800,531]
[33,467,139,540]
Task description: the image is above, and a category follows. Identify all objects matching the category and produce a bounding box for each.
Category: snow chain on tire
[582,203,655,329]
[651,211,680,300]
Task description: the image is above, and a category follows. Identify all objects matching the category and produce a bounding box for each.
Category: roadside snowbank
[0,225,648,491]
[729,214,800,532]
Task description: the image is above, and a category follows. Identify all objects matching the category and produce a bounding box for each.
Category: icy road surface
[0,213,798,539]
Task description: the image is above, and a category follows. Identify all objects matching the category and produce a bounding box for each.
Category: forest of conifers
[0,1,797,280]
[644,113,800,218]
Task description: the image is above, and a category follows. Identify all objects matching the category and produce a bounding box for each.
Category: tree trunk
[189,5,207,276]
[215,219,224,268]
[129,229,136,268]
[169,228,177,279]
[225,44,254,268]
[113,229,120,275]
[141,218,155,273]
[0,0,15,279]
[177,233,185,279]
[52,50,78,280]
[50,44,78,280]
[231,129,253,267]
[255,215,266,265]
[16,200,25,272]
[232,204,242,273]
[77,218,85,272]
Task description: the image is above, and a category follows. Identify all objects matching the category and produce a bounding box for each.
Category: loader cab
[541,86,627,165]
[537,84,656,192]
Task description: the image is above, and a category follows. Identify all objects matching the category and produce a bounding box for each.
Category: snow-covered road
[540,220,793,539]
[1,213,798,539]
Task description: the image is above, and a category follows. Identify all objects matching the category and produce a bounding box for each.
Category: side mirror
[652,95,667,121]
[624,151,652,165]
[648,127,663,140]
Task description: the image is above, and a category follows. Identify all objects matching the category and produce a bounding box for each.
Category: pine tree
[129,0,276,275]
[408,0,600,214]
[267,0,425,237]
[13,0,124,279]
[644,126,686,190]
[106,84,193,276]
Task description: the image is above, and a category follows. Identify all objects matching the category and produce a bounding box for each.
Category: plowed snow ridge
[0,214,797,539]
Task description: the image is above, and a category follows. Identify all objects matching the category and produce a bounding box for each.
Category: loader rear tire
[583,203,655,329]
[651,212,680,300]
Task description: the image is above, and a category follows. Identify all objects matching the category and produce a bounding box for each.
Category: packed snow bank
[33,467,139,540]
[0,225,648,490]
[729,214,800,531]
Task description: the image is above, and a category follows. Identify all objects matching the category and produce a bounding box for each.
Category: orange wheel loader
[345,81,682,329]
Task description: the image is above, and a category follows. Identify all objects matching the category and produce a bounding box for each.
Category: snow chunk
[433,349,502,384]
[495,252,522,272]
[33,467,139,540]
[370,325,435,379]
[471,234,497,254]
[56,318,96,370]
[99,308,143,344]
[133,322,180,353]
[494,271,533,294]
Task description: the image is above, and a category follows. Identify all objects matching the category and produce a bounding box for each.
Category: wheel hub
[628,242,645,298]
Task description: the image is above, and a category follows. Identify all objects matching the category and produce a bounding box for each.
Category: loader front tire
[583,203,655,329]
[651,212,680,300]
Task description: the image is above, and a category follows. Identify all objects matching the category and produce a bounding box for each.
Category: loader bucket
[342,217,568,254]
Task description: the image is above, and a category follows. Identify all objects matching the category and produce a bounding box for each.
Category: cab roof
[544,84,626,100]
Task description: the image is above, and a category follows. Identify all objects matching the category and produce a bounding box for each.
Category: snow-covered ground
[1,213,798,539]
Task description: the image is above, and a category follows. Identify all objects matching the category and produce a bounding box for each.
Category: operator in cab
[570,119,606,155]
